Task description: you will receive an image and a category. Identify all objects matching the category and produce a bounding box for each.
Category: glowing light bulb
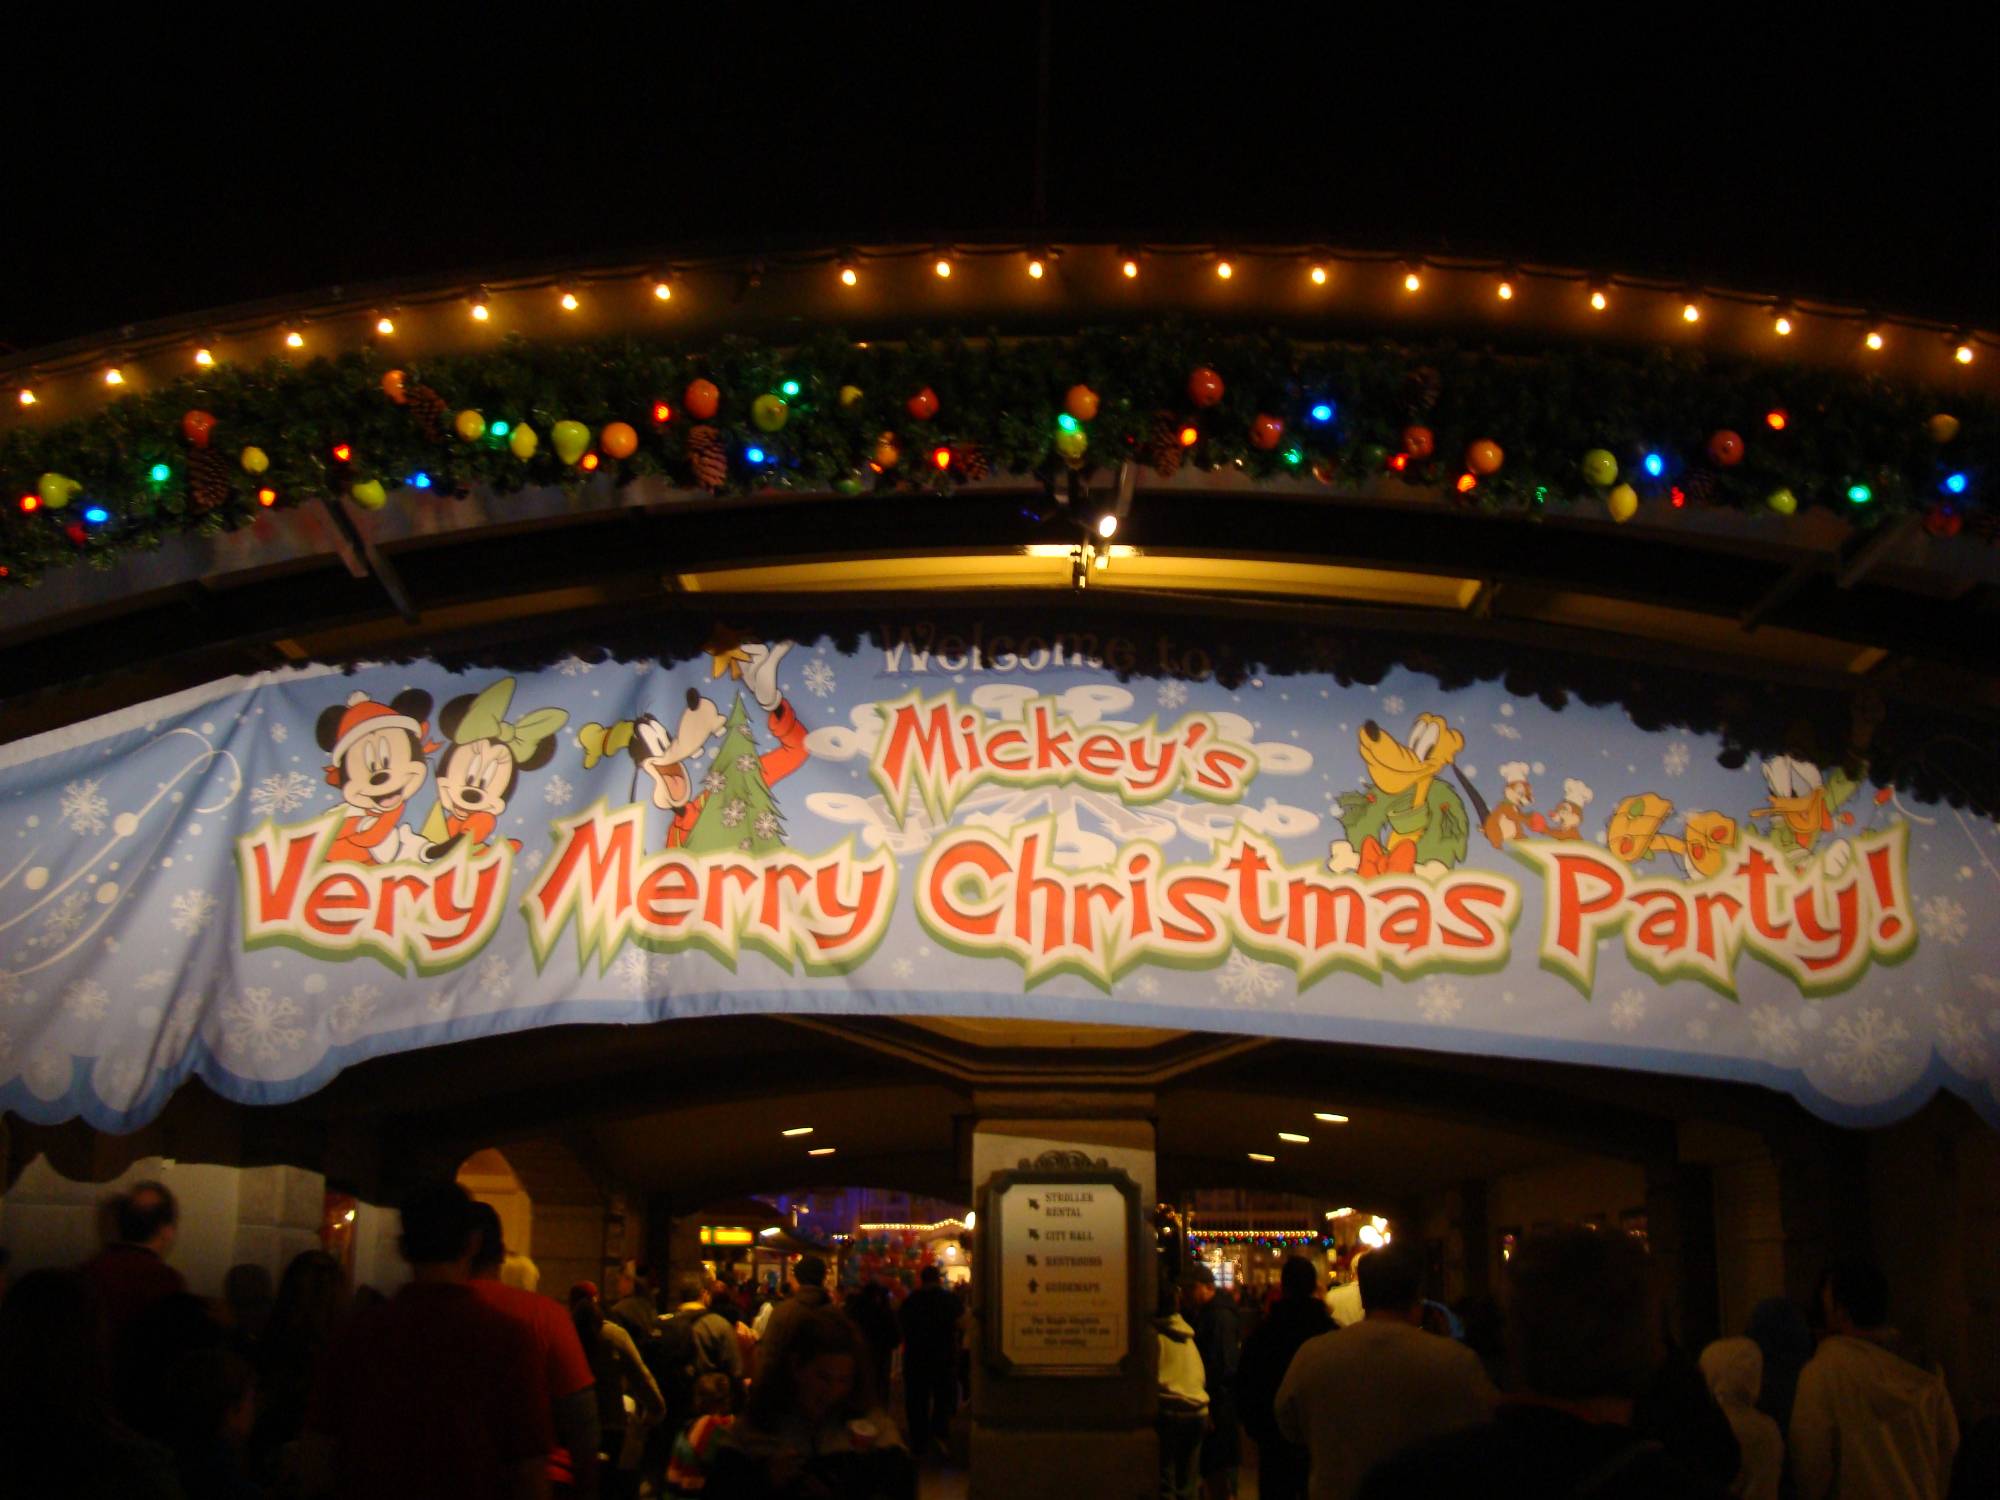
[1774,316,1793,336]
[840,266,858,286]
[652,401,672,424]
[1944,472,1968,494]
[148,463,170,483]
[490,420,509,437]
[1178,426,1198,447]
[560,291,579,311]
[331,443,352,463]
[1767,409,1788,431]
[285,330,304,348]
[745,445,766,465]
[1097,514,1118,539]
[1283,447,1303,466]
[1027,258,1044,279]
[933,258,951,278]
[1310,403,1334,423]
[1057,413,1080,434]
[1122,259,1139,278]
[1497,279,1515,300]
[470,301,490,321]
[1456,472,1478,493]
[1590,289,1608,312]
[257,488,277,506]
[933,446,952,470]
[410,472,432,489]
[194,347,214,366]
[16,388,31,406]
[1403,270,1422,293]
[1643,452,1665,478]
[653,280,672,300]
[1847,483,1873,504]
[580,452,599,471]
[19,493,41,512]
[375,317,395,336]
[83,505,109,525]
[1216,260,1233,279]
[777,380,800,399]
[1309,264,1327,285]
[1248,1152,1275,1163]
[105,367,124,386]
[1955,343,1975,365]
[1865,330,1884,351]
[1682,302,1701,323]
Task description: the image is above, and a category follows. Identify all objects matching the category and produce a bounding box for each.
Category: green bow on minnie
[455,678,568,756]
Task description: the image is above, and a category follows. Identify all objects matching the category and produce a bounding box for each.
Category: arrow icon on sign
[1028,1279,1039,1294]
[1028,1228,1039,1240]
[1029,1198,1040,1210]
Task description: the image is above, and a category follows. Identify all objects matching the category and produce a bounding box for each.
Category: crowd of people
[0,1178,960,1500]
[1156,1231,1990,1500]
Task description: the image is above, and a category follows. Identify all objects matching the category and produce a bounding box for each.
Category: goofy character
[579,639,807,849]
[317,689,437,865]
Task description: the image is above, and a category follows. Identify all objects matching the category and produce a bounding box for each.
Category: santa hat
[1560,778,1594,810]
[328,690,430,764]
[1499,761,1531,788]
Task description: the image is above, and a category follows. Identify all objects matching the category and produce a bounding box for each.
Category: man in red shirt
[308,1181,553,1500]
[82,1180,186,1342]
[468,1201,602,1498]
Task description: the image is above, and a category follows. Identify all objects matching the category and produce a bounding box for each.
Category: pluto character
[1328,713,1487,878]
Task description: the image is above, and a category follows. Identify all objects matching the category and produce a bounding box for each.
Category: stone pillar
[968,1096,1157,1500]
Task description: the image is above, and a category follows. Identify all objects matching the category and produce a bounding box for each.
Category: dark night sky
[5,10,1994,354]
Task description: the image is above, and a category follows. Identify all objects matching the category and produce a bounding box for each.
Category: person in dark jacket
[1745,1296,1813,1439]
[1183,1264,1242,1500]
[1236,1257,1332,1500]
[1633,1320,1741,1493]
[897,1266,961,1461]
[843,1281,901,1410]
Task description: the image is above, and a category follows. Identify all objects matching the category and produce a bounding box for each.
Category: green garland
[2,323,1993,586]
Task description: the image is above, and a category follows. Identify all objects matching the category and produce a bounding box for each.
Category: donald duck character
[1752,753,1859,866]
[420,677,568,860]
[1328,713,1483,878]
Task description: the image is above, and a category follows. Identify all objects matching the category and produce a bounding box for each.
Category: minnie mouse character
[317,688,437,865]
[419,677,569,860]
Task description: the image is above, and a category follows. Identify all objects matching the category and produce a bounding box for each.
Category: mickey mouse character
[317,688,437,865]
[579,639,806,849]
[419,677,569,860]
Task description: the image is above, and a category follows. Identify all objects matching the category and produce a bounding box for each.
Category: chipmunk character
[419,677,569,861]
[1543,778,1594,841]
[1604,793,1739,879]
[578,639,806,850]
[317,688,437,865]
[1482,761,1547,847]
[1328,713,1487,878]
[1752,754,1860,867]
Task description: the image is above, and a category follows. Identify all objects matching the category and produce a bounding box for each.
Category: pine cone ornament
[188,449,231,514]
[953,443,990,482]
[687,425,728,489]
[1683,466,1718,508]
[1401,366,1442,419]
[409,385,448,444]
[1148,411,1183,478]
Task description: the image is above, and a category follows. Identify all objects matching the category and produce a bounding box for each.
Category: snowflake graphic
[613,947,668,996]
[63,978,111,1021]
[543,774,574,807]
[1492,722,1522,740]
[752,811,780,841]
[521,847,544,873]
[1216,952,1284,1006]
[1823,1007,1910,1085]
[735,754,758,774]
[1747,1005,1802,1058]
[34,890,91,948]
[219,988,307,1064]
[60,778,110,835]
[1157,680,1190,710]
[269,720,289,744]
[136,968,173,991]
[1687,1016,1712,1042]
[1918,896,1967,945]
[0,970,25,1007]
[26,1048,71,1097]
[170,888,219,935]
[474,954,513,991]
[556,654,594,677]
[1135,974,1160,997]
[802,659,837,698]
[1379,694,1405,717]
[250,770,315,818]
[1663,742,1691,778]
[703,769,727,797]
[96,1056,145,1108]
[1934,1004,1992,1074]
[720,798,747,828]
[153,1005,199,1065]
[889,956,915,980]
[1416,978,1463,1024]
[1609,988,1646,1032]
[327,983,381,1037]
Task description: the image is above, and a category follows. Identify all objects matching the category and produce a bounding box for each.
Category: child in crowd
[667,1373,736,1496]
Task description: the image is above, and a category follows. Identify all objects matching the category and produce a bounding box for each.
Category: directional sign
[995,1179,1130,1370]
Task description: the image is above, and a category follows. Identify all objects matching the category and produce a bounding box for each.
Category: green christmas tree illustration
[683,694,787,855]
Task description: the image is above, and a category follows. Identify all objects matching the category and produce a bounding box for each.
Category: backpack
[650,1311,701,1411]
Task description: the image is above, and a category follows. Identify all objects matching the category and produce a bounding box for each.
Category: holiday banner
[2,625,1997,1132]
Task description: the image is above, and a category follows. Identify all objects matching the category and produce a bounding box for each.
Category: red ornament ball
[181,409,217,448]
[1707,429,1745,467]
[1924,504,1963,538]
[906,386,939,422]
[1401,424,1435,460]
[1465,439,1504,476]
[1187,367,1225,408]
[1250,414,1285,451]
[683,378,720,420]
